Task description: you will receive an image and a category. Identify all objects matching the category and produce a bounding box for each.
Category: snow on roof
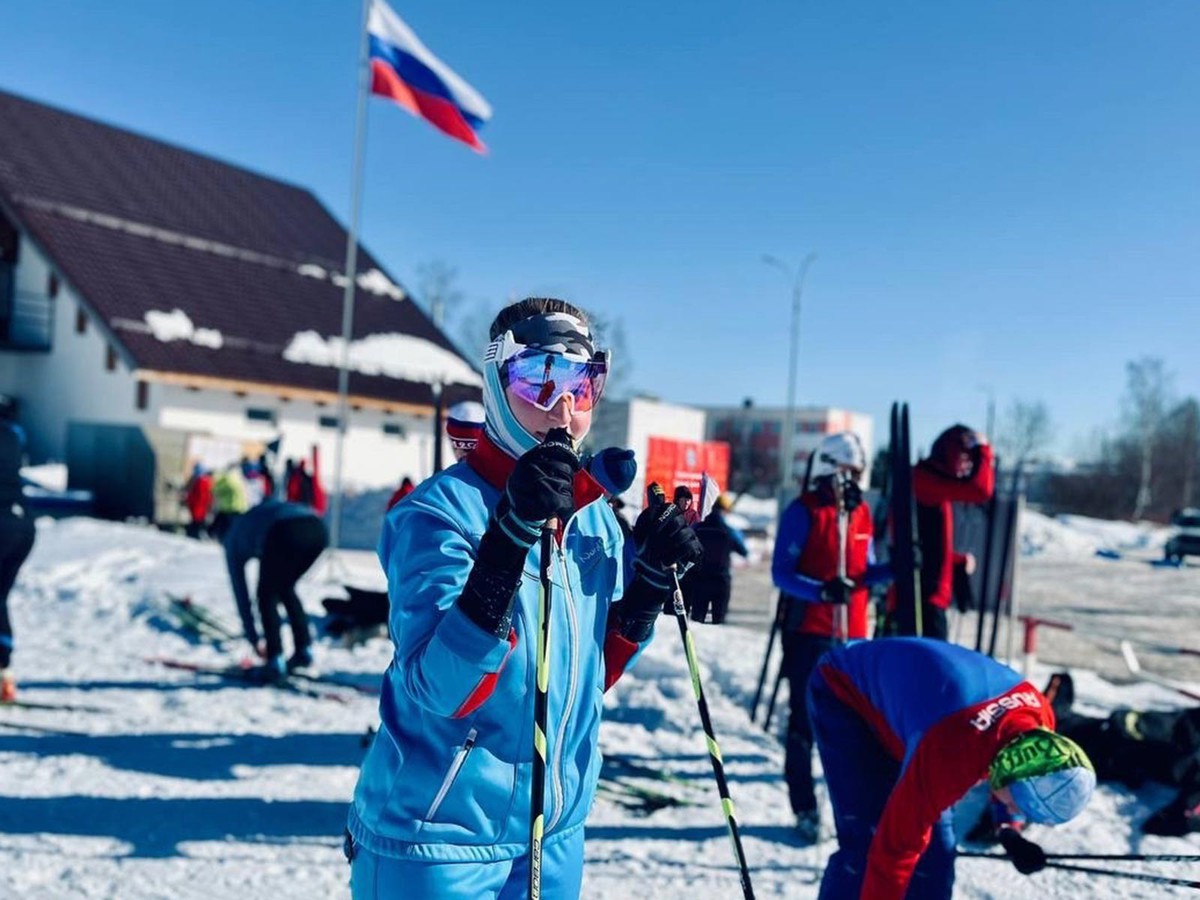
[282,329,481,387]
[143,308,225,349]
[291,264,406,300]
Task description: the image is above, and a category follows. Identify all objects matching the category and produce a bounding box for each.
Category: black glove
[821,576,855,604]
[614,498,703,642]
[999,828,1046,875]
[631,500,703,592]
[457,429,579,639]
[494,428,580,549]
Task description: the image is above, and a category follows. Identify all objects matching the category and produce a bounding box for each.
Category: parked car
[1164,508,1200,563]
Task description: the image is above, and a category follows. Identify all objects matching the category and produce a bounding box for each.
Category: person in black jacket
[0,395,36,703]
[687,494,749,624]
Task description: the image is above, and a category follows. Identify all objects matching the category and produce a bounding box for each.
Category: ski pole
[762,651,786,734]
[960,851,1200,863]
[749,593,785,722]
[670,565,756,900]
[1042,861,1200,890]
[960,855,1200,890]
[833,476,849,643]
[529,520,555,900]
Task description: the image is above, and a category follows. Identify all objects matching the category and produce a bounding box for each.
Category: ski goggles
[499,347,609,412]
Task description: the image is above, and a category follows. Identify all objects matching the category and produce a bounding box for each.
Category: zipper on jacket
[546,543,581,833]
[424,728,478,821]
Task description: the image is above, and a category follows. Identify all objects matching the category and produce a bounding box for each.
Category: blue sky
[3,1,1198,453]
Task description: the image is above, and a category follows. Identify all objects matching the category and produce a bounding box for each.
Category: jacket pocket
[424,728,477,821]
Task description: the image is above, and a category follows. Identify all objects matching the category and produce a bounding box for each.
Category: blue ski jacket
[348,435,649,862]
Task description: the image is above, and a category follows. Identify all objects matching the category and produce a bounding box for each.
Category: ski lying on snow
[165,594,241,642]
[1120,641,1200,703]
[144,656,353,703]
[0,698,110,714]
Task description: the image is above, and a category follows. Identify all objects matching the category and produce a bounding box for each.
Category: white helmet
[811,432,866,480]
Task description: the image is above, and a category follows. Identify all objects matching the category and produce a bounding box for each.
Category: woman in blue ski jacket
[347,298,702,899]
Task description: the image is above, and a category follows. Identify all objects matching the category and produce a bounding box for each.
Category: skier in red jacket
[889,424,994,639]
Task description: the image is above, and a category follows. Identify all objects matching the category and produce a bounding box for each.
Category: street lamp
[762,251,817,489]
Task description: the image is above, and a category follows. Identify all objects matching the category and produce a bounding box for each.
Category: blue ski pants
[808,670,956,900]
[348,826,585,900]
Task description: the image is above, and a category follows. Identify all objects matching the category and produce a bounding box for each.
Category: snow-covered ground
[0,515,1197,898]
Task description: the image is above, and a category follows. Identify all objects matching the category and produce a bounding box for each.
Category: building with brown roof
[0,89,479,519]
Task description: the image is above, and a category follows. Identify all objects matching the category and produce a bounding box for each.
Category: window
[383,422,405,437]
[47,273,59,298]
[105,344,117,371]
[246,408,277,426]
[75,308,87,334]
[319,415,341,430]
[136,381,149,410]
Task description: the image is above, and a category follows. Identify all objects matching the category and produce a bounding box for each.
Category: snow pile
[1020,510,1110,560]
[1056,514,1168,555]
[0,517,1197,898]
[283,330,482,387]
[19,463,67,492]
[1021,511,1170,560]
[143,308,225,350]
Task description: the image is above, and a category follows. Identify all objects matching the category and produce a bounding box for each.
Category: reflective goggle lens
[503,350,607,412]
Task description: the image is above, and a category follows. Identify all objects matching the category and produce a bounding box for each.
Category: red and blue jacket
[815,638,1054,900]
[772,490,889,638]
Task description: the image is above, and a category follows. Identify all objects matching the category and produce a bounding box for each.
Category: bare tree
[1124,357,1172,519]
[587,312,633,400]
[997,399,1054,465]
[415,260,463,329]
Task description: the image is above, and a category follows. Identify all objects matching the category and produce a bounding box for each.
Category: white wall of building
[157,387,437,490]
[0,232,445,492]
[588,396,708,508]
[0,239,144,462]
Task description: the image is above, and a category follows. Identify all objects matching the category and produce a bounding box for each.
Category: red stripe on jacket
[452,629,518,718]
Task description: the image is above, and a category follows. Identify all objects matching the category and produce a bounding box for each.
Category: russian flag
[367,0,492,153]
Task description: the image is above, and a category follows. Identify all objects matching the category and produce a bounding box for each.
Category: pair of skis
[973,462,1024,658]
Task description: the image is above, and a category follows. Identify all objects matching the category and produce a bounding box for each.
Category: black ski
[165,594,241,642]
[888,402,922,635]
[0,698,110,714]
[145,656,354,703]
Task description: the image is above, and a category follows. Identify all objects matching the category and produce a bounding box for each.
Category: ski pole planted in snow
[529,520,555,900]
[749,592,785,722]
[670,565,756,900]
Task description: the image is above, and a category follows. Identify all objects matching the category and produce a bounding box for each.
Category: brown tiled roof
[0,89,479,403]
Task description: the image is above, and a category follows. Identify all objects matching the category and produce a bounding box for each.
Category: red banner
[644,437,730,503]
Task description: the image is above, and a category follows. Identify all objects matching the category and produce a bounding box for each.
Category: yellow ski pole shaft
[670,566,756,900]
[529,520,555,899]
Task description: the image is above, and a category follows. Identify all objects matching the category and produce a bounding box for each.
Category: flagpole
[328,0,373,566]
